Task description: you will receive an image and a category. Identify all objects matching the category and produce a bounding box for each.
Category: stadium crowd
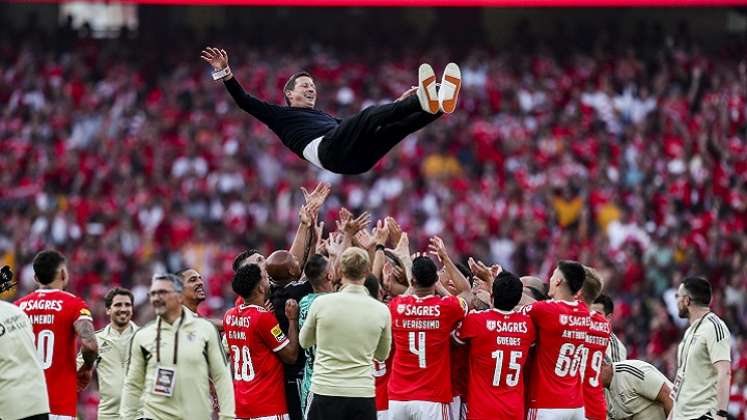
[1,16,746,418]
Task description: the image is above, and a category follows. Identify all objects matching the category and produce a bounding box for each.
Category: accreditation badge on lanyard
[152,314,184,398]
[153,366,177,397]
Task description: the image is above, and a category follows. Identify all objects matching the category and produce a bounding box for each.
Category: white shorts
[377,410,389,420]
[49,416,76,420]
[449,396,466,420]
[527,407,585,420]
[388,400,450,420]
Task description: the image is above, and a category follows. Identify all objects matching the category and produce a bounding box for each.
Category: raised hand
[385,216,402,246]
[468,257,493,282]
[372,220,389,246]
[344,212,371,236]
[200,47,229,71]
[285,299,299,321]
[301,182,331,208]
[428,236,449,263]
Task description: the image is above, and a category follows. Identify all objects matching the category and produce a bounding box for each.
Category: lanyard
[156,311,185,365]
[679,311,710,374]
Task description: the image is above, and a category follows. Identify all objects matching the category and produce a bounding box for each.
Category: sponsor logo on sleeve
[271,324,286,342]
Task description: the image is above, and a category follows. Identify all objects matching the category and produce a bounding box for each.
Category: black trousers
[307,394,376,420]
[286,378,303,420]
[318,95,442,175]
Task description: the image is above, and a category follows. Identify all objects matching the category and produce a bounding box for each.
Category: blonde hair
[581,265,604,304]
[340,247,370,280]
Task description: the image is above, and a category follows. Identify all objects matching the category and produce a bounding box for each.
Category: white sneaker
[438,62,461,114]
[417,63,439,114]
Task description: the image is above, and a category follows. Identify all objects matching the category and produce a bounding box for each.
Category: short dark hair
[283,71,313,106]
[682,276,712,306]
[364,274,380,300]
[32,250,66,285]
[175,268,191,277]
[232,264,262,299]
[492,271,523,311]
[232,249,261,272]
[558,260,585,295]
[594,294,614,316]
[104,287,134,308]
[304,254,328,286]
[412,256,438,288]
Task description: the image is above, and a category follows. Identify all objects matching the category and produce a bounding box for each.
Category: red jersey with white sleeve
[582,310,611,420]
[389,294,467,403]
[15,289,93,417]
[374,356,392,412]
[454,309,536,420]
[523,299,590,409]
[223,304,289,419]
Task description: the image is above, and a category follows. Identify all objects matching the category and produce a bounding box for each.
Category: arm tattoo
[74,319,99,367]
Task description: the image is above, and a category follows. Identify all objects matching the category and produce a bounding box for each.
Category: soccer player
[454,270,537,420]
[298,254,335,415]
[121,274,235,419]
[524,260,589,420]
[671,276,732,420]
[176,268,207,315]
[15,250,98,420]
[388,250,472,419]
[364,273,392,420]
[201,47,461,175]
[579,266,610,420]
[591,294,627,362]
[602,359,673,419]
[77,288,138,420]
[0,266,50,420]
[267,250,313,420]
[518,276,549,307]
[224,264,300,420]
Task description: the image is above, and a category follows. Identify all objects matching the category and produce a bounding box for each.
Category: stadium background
[1,3,746,418]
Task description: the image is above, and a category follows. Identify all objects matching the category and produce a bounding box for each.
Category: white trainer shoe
[438,62,461,114]
[417,63,440,114]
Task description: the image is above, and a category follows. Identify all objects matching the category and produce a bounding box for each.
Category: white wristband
[212,67,232,81]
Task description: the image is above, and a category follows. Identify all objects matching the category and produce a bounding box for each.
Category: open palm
[200,47,228,70]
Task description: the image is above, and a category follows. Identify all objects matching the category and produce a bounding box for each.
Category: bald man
[517,276,548,307]
[267,250,313,420]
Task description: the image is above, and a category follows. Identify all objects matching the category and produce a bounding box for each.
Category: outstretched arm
[201,46,278,121]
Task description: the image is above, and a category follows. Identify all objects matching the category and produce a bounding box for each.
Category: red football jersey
[455,309,536,420]
[15,289,92,416]
[523,299,590,409]
[389,294,467,403]
[374,356,392,411]
[582,310,611,420]
[223,304,289,418]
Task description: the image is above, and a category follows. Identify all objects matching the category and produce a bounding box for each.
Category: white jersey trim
[272,339,290,353]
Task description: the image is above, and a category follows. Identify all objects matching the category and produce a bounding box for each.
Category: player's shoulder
[0,299,25,316]
[131,320,156,342]
[703,313,730,341]
[613,359,651,380]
